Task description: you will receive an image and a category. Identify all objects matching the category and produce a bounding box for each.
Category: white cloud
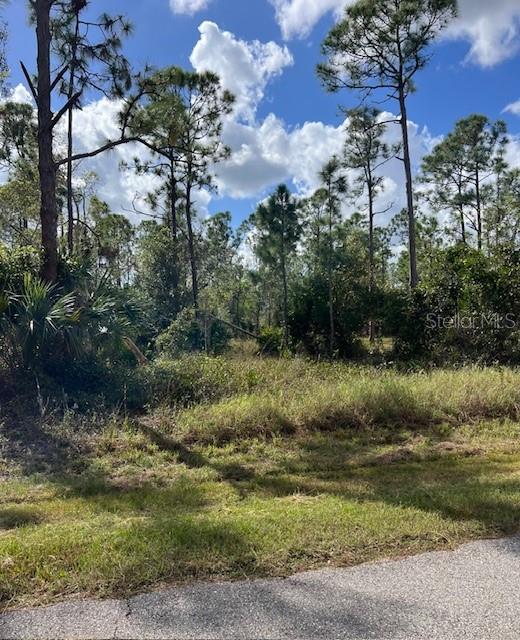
[269,0,348,40]
[216,109,437,227]
[4,83,34,105]
[169,0,212,16]
[448,0,520,67]
[505,135,520,167]
[61,18,290,218]
[504,99,520,117]
[190,21,293,122]
[4,29,439,229]
[63,24,294,217]
[216,114,344,198]
[63,16,520,236]
[269,0,520,68]
[65,70,436,229]
[216,117,291,197]
[70,97,122,151]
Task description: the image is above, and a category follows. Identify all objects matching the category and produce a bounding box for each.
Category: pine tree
[252,185,301,348]
[344,107,396,340]
[318,0,457,289]
[319,157,348,355]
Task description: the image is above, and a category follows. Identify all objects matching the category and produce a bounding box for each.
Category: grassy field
[1,356,520,611]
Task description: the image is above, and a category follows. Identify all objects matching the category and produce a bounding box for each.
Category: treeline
[1,0,520,400]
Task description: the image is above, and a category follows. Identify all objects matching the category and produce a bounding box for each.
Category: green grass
[2,357,520,611]
[154,362,520,444]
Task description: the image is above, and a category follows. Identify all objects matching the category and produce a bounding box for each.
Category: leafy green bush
[156,309,204,356]
[390,246,520,363]
[0,269,148,410]
[38,357,149,412]
[157,308,231,356]
[0,246,39,293]
[257,326,284,354]
[288,266,367,357]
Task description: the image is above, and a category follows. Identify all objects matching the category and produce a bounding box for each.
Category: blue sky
[4,0,520,225]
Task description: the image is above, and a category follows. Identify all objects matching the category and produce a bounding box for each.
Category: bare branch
[20,61,38,104]
[51,90,82,129]
[55,135,148,167]
[50,63,69,93]
[374,202,394,216]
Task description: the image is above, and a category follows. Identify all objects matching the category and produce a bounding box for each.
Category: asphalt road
[1,535,520,639]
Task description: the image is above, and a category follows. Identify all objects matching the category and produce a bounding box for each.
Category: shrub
[156,308,204,356]
[157,309,232,357]
[391,246,520,364]
[145,355,256,407]
[257,326,284,354]
[40,358,150,412]
[0,245,39,293]
[1,274,79,372]
[0,270,147,409]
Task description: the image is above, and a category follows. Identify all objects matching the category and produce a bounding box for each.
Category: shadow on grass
[132,419,520,547]
[132,416,520,539]
[2,405,520,610]
[136,419,256,484]
[0,406,92,478]
[0,511,257,610]
[245,440,520,539]
[0,507,43,530]
[137,421,208,469]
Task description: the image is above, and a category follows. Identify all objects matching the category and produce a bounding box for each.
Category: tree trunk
[66,14,80,256]
[459,205,466,244]
[398,86,418,289]
[495,166,503,247]
[280,212,289,349]
[457,183,466,244]
[368,180,375,344]
[66,105,74,255]
[327,190,335,356]
[475,166,482,251]
[36,0,58,283]
[281,245,289,349]
[203,315,211,353]
[185,173,199,311]
[169,161,178,242]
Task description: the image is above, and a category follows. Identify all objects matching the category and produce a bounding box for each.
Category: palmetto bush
[74,279,143,363]
[0,274,141,373]
[0,274,79,371]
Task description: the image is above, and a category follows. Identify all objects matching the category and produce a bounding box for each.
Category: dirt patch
[371,447,417,465]
[434,441,484,457]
